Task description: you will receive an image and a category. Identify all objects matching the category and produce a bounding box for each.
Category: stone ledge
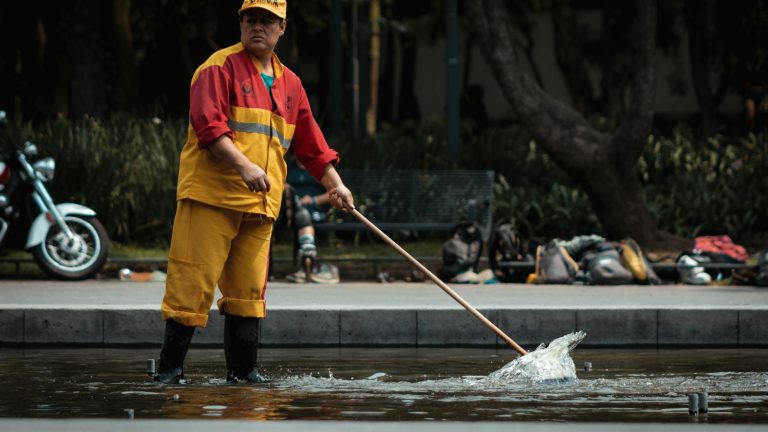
[0,308,764,347]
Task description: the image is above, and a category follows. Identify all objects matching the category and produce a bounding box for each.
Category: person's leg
[157,200,240,383]
[217,213,273,383]
[293,207,317,275]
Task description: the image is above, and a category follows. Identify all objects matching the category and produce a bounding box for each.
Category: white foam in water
[488,331,587,384]
[276,332,587,393]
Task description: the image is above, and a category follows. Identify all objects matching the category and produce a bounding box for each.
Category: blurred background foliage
[1,117,764,249]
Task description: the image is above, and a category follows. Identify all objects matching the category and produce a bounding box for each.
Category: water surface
[0,347,766,422]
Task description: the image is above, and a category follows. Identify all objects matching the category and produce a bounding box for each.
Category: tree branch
[465,0,607,173]
[551,1,597,113]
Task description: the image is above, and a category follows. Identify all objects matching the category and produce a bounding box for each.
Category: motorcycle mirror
[23,141,38,157]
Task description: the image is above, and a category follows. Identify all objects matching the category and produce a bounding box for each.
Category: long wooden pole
[350,209,528,356]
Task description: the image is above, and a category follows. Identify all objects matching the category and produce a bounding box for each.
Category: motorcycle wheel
[32,216,110,281]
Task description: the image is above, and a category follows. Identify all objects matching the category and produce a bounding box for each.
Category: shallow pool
[0,347,766,423]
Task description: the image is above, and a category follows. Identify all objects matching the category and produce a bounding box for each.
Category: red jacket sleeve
[291,85,339,181]
[189,64,234,149]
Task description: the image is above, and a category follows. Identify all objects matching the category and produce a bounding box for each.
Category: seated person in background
[758,245,768,287]
[743,75,767,133]
[274,157,336,282]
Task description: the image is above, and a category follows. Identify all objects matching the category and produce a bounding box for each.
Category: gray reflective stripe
[227,119,292,149]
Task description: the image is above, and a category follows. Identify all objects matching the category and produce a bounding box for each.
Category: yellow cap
[238,0,287,19]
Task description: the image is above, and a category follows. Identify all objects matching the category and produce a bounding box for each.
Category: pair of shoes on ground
[449,268,497,284]
[285,262,340,284]
[677,255,711,285]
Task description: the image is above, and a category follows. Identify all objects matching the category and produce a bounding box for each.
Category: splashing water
[488,331,587,384]
[275,331,588,394]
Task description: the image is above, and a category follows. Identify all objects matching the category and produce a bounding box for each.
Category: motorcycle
[0,110,109,280]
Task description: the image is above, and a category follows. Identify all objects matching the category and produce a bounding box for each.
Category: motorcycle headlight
[33,158,56,182]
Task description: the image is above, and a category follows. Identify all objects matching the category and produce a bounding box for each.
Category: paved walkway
[0,279,766,347]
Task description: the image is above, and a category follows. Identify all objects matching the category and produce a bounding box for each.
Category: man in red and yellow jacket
[155,0,355,384]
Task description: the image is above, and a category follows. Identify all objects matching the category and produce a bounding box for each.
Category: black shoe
[154,320,195,384]
[224,315,269,384]
[226,369,269,384]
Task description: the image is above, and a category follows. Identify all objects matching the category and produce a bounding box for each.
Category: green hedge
[1,115,184,246]
[2,116,765,247]
[642,126,768,242]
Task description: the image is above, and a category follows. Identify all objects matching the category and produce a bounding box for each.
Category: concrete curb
[2,306,766,347]
[1,280,766,347]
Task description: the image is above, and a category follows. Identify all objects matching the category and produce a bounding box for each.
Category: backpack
[438,221,484,281]
[619,238,661,284]
[530,241,580,284]
[582,246,634,285]
[692,235,748,263]
[488,222,524,282]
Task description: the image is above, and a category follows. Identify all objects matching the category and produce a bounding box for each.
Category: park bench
[314,169,496,241]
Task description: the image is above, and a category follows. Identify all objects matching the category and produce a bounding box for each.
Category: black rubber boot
[224,315,268,384]
[154,320,195,384]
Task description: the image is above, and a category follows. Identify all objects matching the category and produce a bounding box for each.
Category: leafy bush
[641,126,768,242]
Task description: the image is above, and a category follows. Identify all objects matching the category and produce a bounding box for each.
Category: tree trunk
[112,0,139,111]
[551,2,597,113]
[378,14,394,124]
[398,34,420,122]
[70,0,106,118]
[366,0,380,135]
[599,4,635,123]
[43,4,71,119]
[582,163,661,241]
[684,0,719,137]
[466,0,670,245]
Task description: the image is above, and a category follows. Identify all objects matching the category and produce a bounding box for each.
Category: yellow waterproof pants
[161,199,273,327]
